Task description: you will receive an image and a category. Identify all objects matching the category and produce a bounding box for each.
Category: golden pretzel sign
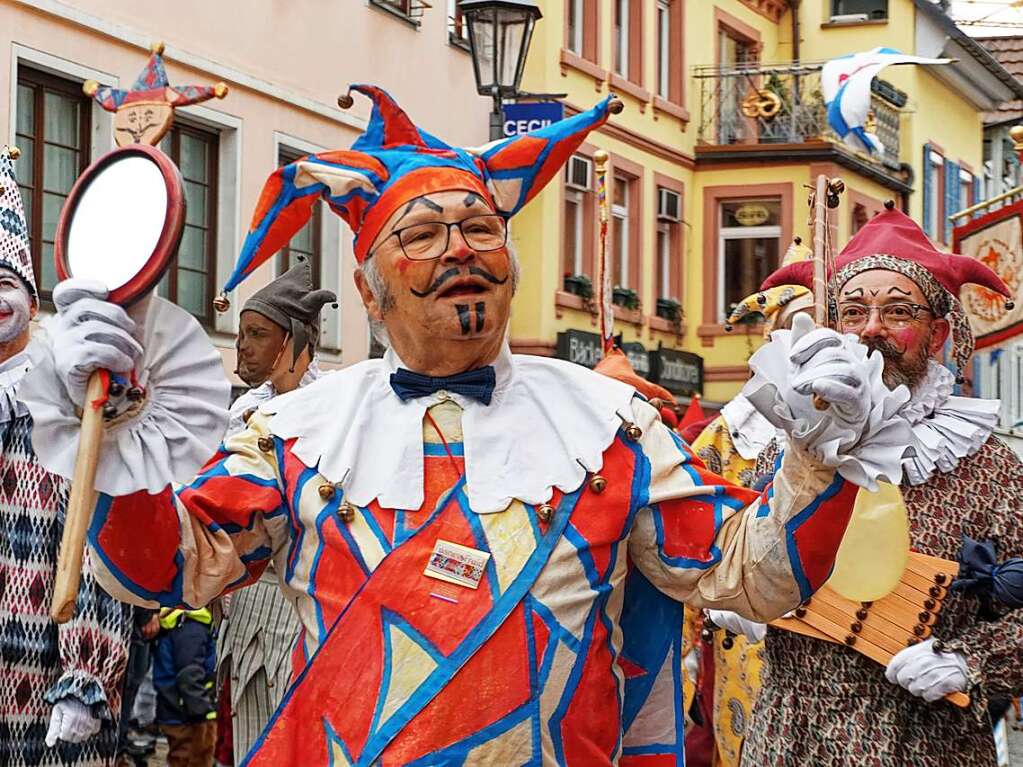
[741,90,782,120]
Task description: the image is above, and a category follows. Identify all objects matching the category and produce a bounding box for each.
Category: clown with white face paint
[28,87,914,766]
[0,147,134,767]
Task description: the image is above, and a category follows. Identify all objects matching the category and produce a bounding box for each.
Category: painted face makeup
[839,269,943,390]
[0,268,32,344]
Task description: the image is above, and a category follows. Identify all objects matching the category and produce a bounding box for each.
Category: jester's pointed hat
[86,42,228,113]
[762,204,1013,377]
[242,260,337,371]
[221,85,622,299]
[0,148,36,300]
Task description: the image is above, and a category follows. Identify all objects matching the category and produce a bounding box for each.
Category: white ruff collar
[261,345,636,514]
[0,349,32,424]
[900,362,1000,485]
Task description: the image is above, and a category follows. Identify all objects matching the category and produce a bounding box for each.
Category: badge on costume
[424,540,490,590]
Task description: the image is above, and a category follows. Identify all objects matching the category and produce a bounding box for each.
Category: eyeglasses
[837,302,933,330]
[381,215,508,261]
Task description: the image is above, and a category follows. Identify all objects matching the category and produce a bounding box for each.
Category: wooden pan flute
[769,551,969,708]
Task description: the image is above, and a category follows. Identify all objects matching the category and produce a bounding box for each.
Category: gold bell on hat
[536,504,555,523]
[257,436,275,453]
[623,423,642,442]
[589,475,607,494]
[318,484,336,501]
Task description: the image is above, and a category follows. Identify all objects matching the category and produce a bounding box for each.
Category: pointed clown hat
[762,202,1013,377]
[85,42,228,113]
[0,147,37,301]
[218,85,622,305]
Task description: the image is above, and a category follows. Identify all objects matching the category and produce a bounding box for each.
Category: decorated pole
[51,43,227,622]
[594,149,614,357]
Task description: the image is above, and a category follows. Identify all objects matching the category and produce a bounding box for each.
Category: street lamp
[460,0,543,140]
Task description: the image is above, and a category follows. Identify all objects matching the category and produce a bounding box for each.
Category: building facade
[1,0,486,380]
[509,0,1020,406]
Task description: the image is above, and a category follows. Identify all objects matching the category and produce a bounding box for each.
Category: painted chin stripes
[455,303,485,335]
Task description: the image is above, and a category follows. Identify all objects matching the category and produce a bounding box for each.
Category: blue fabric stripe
[784,472,847,601]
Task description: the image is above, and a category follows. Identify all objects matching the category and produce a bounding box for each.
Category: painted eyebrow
[842,287,865,298]
[396,196,444,225]
[887,286,913,297]
[463,192,485,208]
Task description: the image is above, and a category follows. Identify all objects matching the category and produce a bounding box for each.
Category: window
[656,186,682,300]
[159,123,219,326]
[923,146,943,241]
[657,1,671,99]
[718,199,781,319]
[14,66,92,304]
[613,0,643,85]
[718,30,757,143]
[563,155,594,282]
[959,168,973,213]
[614,0,630,78]
[448,0,469,47]
[276,148,322,288]
[612,176,630,288]
[831,0,887,20]
[567,0,583,55]
[564,0,599,63]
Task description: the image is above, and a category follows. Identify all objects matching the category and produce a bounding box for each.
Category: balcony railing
[693,61,903,172]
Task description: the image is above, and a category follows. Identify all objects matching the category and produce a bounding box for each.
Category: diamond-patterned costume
[0,351,133,767]
[80,349,862,766]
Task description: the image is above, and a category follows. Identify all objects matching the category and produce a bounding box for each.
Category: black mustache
[863,339,904,359]
[410,266,508,298]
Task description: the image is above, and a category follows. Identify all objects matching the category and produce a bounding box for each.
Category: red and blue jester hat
[217,84,622,303]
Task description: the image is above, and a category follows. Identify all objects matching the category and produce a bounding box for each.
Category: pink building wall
[1,0,486,374]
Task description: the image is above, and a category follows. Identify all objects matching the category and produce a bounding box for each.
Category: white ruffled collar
[900,362,999,485]
[261,344,636,514]
[0,348,32,424]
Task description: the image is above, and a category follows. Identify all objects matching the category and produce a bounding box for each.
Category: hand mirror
[55,142,185,304]
[50,142,184,624]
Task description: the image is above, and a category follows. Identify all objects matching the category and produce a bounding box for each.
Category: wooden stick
[51,371,107,623]
[812,174,829,327]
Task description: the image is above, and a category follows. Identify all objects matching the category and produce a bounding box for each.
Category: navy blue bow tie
[390,366,496,406]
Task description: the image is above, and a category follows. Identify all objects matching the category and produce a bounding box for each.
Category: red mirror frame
[54,143,186,307]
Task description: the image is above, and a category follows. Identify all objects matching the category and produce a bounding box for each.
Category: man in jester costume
[0,147,135,766]
[712,204,1023,766]
[26,87,909,765]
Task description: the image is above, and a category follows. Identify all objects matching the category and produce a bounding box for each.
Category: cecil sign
[502,102,564,137]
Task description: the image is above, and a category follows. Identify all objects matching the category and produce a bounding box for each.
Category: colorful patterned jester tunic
[0,350,133,767]
[83,351,858,766]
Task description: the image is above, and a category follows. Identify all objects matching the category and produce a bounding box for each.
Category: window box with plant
[655,297,683,324]
[563,273,593,300]
[612,286,640,311]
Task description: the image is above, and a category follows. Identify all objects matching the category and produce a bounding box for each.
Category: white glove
[45,698,101,746]
[706,609,766,644]
[50,279,144,408]
[885,638,969,702]
[787,319,871,430]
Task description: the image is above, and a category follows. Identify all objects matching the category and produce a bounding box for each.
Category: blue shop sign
[502,101,564,137]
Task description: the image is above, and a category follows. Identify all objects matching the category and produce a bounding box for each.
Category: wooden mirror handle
[51,371,107,623]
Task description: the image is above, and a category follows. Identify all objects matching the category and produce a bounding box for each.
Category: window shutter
[922,145,932,237]
[944,160,959,243]
[973,173,982,205]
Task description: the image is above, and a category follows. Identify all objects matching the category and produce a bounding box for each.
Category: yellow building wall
[510,0,989,406]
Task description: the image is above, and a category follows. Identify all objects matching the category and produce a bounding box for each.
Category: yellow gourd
[826,481,910,601]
